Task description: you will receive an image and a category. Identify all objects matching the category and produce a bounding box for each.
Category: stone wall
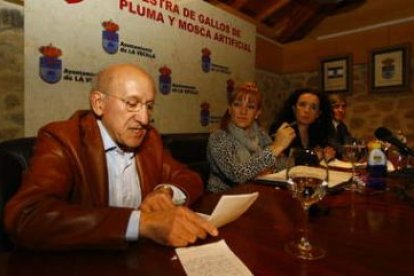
[256,60,414,147]
[256,69,319,132]
[346,61,414,145]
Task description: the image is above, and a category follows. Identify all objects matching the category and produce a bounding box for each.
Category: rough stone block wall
[256,69,320,133]
[256,60,414,147]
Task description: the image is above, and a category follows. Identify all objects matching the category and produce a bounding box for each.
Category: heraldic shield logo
[102,20,119,54]
[39,44,62,84]
[381,58,395,79]
[159,66,172,95]
[201,48,211,73]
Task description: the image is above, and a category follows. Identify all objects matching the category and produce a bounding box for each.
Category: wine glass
[285,148,329,260]
[342,140,368,192]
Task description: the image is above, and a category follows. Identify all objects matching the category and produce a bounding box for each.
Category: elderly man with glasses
[5,64,218,251]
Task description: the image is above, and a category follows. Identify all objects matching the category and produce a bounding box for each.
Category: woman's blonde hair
[220,81,262,130]
[228,82,262,108]
[328,93,347,105]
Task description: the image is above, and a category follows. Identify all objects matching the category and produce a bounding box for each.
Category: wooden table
[1,176,414,275]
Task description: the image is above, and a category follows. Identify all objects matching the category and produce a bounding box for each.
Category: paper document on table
[255,170,287,183]
[325,158,365,169]
[327,169,353,188]
[198,192,258,228]
[387,160,395,172]
[176,240,253,276]
[325,159,395,172]
[209,192,258,228]
[256,169,352,188]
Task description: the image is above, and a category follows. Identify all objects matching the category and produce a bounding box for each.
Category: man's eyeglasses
[100,92,155,114]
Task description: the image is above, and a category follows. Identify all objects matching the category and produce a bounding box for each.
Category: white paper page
[208,192,258,228]
[256,169,352,188]
[326,159,395,172]
[326,159,365,169]
[387,160,395,172]
[255,170,287,183]
[176,240,253,276]
[328,170,353,188]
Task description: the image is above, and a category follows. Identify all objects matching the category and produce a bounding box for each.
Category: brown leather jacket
[4,111,203,250]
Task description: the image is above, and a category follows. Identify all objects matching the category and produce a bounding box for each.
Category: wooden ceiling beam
[275,4,320,43]
[205,0,257,25]
[204,0,283,45]
[230,0,249,10]
[269,16,291,39]
[255,0,290,22]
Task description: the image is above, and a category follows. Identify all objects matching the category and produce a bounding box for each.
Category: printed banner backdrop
[25,0,256,135]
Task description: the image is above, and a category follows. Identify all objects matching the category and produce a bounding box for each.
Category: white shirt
[97,120,186,241]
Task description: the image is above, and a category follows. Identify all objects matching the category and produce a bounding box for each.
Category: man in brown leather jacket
[4,64,218,250]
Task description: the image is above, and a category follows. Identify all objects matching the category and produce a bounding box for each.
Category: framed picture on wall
[320,54,352,93]
[368,43,411,93]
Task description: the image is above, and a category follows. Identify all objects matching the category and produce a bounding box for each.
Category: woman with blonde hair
[328,94,354,158]
[206,82,295,193]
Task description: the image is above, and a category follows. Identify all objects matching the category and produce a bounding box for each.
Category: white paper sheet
[175,240,253,276]
[198,192,258,228]
[326,158,365,169]
[326,159,395,172]
[256,169,352,188]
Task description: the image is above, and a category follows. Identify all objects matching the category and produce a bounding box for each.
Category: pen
[271,121,296,138]
[286,121,297,128]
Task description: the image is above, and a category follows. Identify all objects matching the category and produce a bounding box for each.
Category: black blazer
[328,121,353,158]
[270,123,329,157]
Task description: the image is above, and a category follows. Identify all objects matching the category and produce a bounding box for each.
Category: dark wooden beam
[255,0,290,22]
[230,0,249,10]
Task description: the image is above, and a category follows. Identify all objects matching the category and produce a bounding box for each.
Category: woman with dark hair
[269,88,335,158]
[207,82,295,193]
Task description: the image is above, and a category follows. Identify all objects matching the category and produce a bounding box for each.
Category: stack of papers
[176,240,253,276]
[178,194,259,276]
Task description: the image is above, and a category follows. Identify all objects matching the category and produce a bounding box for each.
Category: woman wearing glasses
[269,88,335,159]
[206,82,295,193]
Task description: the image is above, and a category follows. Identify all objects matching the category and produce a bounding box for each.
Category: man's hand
[139,187,175,212]
[139,206,219,247]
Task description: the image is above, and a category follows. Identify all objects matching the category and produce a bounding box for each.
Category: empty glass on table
[285,148,329,260]
[342,139,367,192]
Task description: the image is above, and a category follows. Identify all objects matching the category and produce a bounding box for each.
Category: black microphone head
[374,127,393,140]
[374,127,414,157]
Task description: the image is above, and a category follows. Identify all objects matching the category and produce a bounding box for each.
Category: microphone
[374,127,414,156]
